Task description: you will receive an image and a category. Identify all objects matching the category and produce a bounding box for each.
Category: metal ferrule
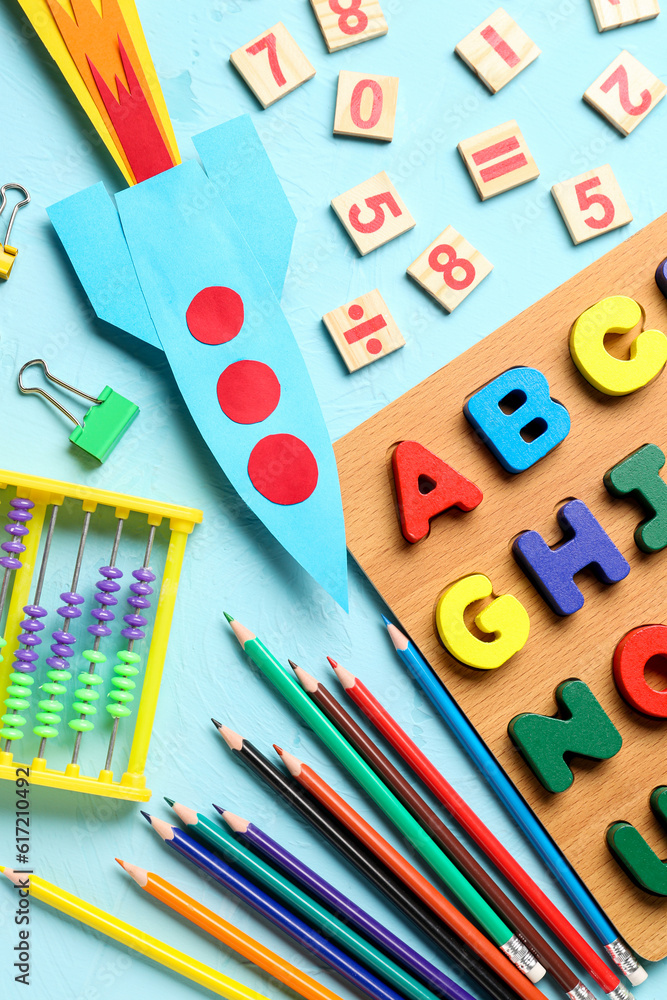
[606,985,634,1000]
[604,939,645,986]
[567,984,596,1000]
[500,935,540,976]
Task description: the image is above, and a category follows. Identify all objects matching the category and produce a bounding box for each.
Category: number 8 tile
[407,227,493,312]
[310,0,388,52]
[331,171,415,255]
[551,166,632,245]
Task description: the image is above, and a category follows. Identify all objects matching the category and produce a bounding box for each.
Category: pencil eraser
[527,962,546,984]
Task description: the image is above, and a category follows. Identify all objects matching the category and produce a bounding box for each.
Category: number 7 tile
[584,51,666,135]
[230,22,315,108]
[331,171,415,254]
[551,166,632,244]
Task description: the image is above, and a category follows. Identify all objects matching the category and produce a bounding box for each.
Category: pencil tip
[140,811,152,824]
[381,614,391,627]
[287,659,298,671]
[211,717,221,728]
[164,797,175,807]
[273,744,284,756]
[327,656,339,670]
[115,857,124,867]
[212,803,224,814]
[223,611,234,623]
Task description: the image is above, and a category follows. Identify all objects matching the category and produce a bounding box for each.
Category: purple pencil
[217,807,473,1000]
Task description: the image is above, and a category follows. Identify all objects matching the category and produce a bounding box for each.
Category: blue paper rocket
[48,116,348,609]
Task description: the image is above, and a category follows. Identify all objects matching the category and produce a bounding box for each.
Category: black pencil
[211,719,522,1000]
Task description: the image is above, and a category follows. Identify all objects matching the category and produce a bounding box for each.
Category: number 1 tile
[455,7,540,94]
[230,22,315,108]
[407,227,493,312]
[331,171,415,255]
[551,166,632,244]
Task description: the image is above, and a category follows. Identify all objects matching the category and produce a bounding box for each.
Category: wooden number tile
[589,0,660,31]
[407,227,492,313]
[323,289,404,372]
[584,51,666,136]
[551,165,632,244]
[310,0,388,52]
[230,22,315,108]
[455,7,540,94]
[331,171,415,255]
[458,120,539,200]
[334,71,398,141]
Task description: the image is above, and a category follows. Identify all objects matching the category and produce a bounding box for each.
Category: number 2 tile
[310,0,388,52]
[551,166,632,245]
[458,120,539,200]
[407,227,493,312]
[331,171,415,255]
[334,71,399,141]
[584,51,666,136]
[589,0,659,32]
[230,22,315,108]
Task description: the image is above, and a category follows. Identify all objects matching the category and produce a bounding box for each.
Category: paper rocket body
[48,116,349,609]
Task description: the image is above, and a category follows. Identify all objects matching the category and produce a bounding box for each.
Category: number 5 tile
[551,166,632,245]
[407,227,493,312]
[230,22,315,108]
[331,171,415,254]
[584,51,666,136]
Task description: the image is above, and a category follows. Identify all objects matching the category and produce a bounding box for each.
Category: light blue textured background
[1,1,666,999]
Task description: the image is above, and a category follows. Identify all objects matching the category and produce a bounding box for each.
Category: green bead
[37,699,63,713]
[78,671,104,686]
[1,713,25,727]
[72,702,97,715]
[9,672,34,687]
[115,664,139,677]
[33,726,57,738]
[83,649,107,664]
[111,676,136,691]
[106,704,131,718]
[117,650,141,665]
[40,683,66,697]
[35,712,60,725]
[0,727,22,740]
[6,685,32,699]
[74,688,100,702]
[108,690,133,703]
[4,697,29,711]
[68,719,95,733]
[46,669,71,683]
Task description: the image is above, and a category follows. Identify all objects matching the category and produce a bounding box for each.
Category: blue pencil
[142,812,415,1000]
[381,616,646,988]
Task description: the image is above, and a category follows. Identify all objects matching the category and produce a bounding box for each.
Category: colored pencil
[294,658,585,1000]
[382,616,645,991]
[217,807,475,1000]
[224,612,542,987]
[166,801,465,1000]
[275,746,551,1000]
[117,858,345,1000]
[333,652,626,1000]
[212,723,522,1000]
[0,867,271,1000]
[143,813,413,1000]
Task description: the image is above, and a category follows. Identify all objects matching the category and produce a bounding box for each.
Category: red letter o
[613,625,667,718]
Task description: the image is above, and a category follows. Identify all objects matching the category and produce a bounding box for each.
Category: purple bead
[60,591,85,605]
[0,557,21,570]
[98,580,121,594]
[93,608,115,621]
[52,630,75,646]
[15,649,38,666]
[45,657,68,670]
[123,613,147,628]
[101,566,123,579]
[58,605,82,620]
[128,596,151,610]
[133,568,156,582]
[96,592,118,606]
[121,626,145,641]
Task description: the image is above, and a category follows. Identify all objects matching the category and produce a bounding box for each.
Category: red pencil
[274,746,549,1000]
[328,657,621,997]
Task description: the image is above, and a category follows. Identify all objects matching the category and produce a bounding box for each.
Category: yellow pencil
[1,867,271,1000]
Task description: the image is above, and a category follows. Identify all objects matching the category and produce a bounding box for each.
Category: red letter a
[392,441,482,544]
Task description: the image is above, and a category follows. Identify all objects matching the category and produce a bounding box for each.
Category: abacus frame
[0,469,202,801]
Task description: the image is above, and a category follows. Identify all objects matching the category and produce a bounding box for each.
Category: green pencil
[223,614,543,983]
[165,799,447,1000]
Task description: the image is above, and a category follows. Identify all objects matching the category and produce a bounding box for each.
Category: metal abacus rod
[0,498,37,745]
[69,517,124,764]
[1,504,58,749]
[35,511,92,758]
[104,524,156,772]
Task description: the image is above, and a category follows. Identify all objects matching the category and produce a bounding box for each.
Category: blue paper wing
[115,161,348,609]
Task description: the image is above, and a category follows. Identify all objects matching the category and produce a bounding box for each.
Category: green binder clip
[18,359,139,463]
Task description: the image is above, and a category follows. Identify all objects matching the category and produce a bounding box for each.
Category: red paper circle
[217,361,281,424]
[613,625,667,718]
[186,286,244,345]
[248,434,319,506]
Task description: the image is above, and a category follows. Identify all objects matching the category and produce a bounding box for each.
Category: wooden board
[335,211,667,961]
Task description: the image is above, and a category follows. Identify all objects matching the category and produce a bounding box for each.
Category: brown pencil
[289,658,589,1000]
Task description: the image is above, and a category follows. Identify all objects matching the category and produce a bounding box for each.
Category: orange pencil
[117,859,344,1000]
